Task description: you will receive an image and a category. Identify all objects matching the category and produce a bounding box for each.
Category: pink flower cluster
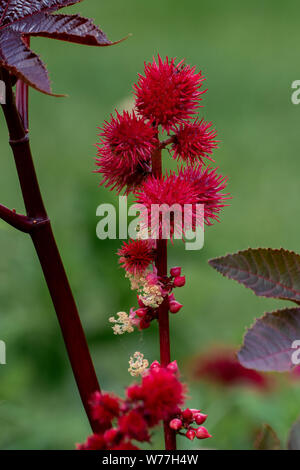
[78,362,210,450]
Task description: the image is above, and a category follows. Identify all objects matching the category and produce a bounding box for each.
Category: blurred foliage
[0,0,300,449]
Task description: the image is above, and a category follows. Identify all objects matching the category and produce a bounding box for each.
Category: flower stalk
[151,145,176,450]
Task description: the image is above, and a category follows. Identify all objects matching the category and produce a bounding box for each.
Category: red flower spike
[174,276,186,288]
[118,239,155,275]
[134,55,206,131]
[170,266,182,277]
[169,418,183,431]
[171,119,218,165]
[196,426,212,439]
[186,429,196,441]
[194,413,208,425]
[95,111,157,193]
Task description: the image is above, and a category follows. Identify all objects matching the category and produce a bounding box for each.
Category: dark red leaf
[288,417,300,450]
[238,308,300,372]
[209,248,300,304]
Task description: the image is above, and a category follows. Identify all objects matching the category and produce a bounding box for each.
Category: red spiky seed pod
[118,239,155,275]
[174,276,186,288]
[196,426,212,439]
[171,119,218,165]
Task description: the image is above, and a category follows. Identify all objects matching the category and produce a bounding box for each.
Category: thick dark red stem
[0,67,101,433]
[152,145,177,451]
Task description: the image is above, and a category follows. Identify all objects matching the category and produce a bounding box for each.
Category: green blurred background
[1,0,300,450]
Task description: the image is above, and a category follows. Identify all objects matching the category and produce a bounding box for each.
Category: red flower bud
[186,429,196,441]
[168,293,175,302]
[182,408,193,422]
[169,418,182,431]
[169,300,183,314]
[194,413,208,425]
[170,266,181,277]
[196,426,212,439]
[174,275,186,287]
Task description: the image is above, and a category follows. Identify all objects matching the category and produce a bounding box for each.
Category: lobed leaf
[238,308,300,372]
[209,248,300,304]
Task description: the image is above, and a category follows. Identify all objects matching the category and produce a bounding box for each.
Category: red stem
[152,145,177,451]
[0,67,101,433]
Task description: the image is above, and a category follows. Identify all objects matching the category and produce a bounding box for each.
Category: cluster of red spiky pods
[82,55,230,450]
